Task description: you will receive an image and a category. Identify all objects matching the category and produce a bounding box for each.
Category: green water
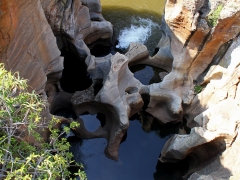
[101,0,166,55]
[100,0,165,15]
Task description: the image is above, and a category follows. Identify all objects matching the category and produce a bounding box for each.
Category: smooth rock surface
[158,0,240,179]
[0,0,63,94]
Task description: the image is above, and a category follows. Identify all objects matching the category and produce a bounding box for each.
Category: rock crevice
[1,0,240,179]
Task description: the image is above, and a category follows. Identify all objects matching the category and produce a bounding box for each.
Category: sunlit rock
[158,0,240,179]
[0,0,63,95]
[40,0,112,56]
[160,99,240,160]
[2,0,240,178]
[70,53,144,160]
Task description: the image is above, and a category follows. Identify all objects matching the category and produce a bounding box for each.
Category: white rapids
[116,17,160,49]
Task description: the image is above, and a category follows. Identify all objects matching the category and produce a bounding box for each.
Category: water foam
[116,17,160,49]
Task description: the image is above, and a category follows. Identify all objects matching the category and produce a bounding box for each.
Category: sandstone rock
[52,41,175,160]
[152,17,173,72]
[144,0,207,123]
[125,42,150,66]
[157,0,240,179]
[148,0,240,125]
[125,40,172,72]
[160,99,240,161]
[0,0,72,146]
[2,0,240,179]
[188,130,240,180]
[70,53,145,160]
[185,36,240,126]
[64,40,179,160]
[0,0,63,95]
[40,0,113,60]
[39,0,113,104]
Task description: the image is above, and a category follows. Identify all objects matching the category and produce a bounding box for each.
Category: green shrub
[194,85,203,94]
[207,5,223,27]
[0,63,86,179]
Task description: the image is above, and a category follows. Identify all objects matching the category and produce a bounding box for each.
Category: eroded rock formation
[40,0,113,104]
[0,0,113,143]
[157,0,240,179]
[0,0,68,143]
[1,0,240,179]
[50,43,154,160]
[40,0,112,54]
[0,0,63,95]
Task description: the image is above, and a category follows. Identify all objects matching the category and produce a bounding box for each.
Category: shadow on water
[60,48,92,93]
[154,157,190,180]
[80,112,106,132]
[102,6,163,56]
[70,112,189,180]
[63,4,190,178]
[129,64,167,85]
[66,65,189,180]
[135,112,185,138]
[70,118,168,180]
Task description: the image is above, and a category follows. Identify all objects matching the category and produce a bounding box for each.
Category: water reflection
[80,114,101,132]
[130,64,165,85]
[136,112,183,138]
[70,112,189,180]
[70,119,168,180]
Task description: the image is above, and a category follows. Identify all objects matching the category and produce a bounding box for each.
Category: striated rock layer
[0,0,67,146]
[0,0,63,94]
[157,0,240,179]
[40,0,113,105]
[40,0,112,60]
[0,0,113,144]
[1,0,240,178]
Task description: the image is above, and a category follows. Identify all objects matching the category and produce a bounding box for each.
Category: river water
[101,0,165,55]
[70,1,189,179]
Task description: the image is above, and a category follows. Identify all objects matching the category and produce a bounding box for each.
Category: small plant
[207,4,223,27]
[0,63,86,179]
[194,85,203,94]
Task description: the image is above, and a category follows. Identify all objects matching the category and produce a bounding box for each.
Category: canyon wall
[0,0,113,143]
[0,0,63,94]
[1,0,240,179]
[156,0,240,179]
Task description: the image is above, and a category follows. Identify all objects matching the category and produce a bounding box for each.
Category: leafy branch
[0,63,86,179]
[207,4,223,27]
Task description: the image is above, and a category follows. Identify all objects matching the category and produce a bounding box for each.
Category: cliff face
[156,0,240,179]
[40,0,112,56]
[1,0,240,179]
[0,0,113,96]
[0,0,63,94]
[0,0,113,145]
